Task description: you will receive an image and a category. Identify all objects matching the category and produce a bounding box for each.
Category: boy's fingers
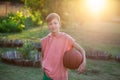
[78,66,85,74]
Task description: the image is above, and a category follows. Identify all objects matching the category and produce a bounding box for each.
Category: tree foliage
[22,0,48,21]
[22,0,85,24]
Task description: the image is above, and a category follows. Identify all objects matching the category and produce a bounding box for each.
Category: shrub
[17,40,38,60]
[24,10,43,28]
[0,12,26,33]
[0,10,43,33]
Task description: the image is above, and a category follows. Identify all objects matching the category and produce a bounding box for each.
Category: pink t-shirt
[41,32,75,80]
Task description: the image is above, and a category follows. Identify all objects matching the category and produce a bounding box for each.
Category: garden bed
[85,47,113,60]
[1,50,41,67]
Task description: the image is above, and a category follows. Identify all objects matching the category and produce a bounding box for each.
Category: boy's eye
[54,22,57,24]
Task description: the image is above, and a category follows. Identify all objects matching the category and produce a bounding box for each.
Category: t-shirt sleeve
[68,35,75,46]
[65,34,75,50]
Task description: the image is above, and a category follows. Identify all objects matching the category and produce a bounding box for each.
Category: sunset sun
[86,0,106,14]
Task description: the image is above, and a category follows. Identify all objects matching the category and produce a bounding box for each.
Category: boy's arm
[40,47,44,63]
[73,42,86,74]
[39,48,44,70]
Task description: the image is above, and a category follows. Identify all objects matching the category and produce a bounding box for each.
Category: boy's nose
[51,24,56,28]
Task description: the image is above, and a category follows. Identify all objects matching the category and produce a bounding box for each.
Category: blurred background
[0,0,120,80]
[0,0,120,22]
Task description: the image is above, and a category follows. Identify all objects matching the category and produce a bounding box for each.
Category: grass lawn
[0,62,43,80]
[0,59,120,80]
[0,26,49,42]
[0,21,120,80]
[61,22,120,56]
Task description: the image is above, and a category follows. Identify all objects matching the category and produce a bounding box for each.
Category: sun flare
[86,0,106,14]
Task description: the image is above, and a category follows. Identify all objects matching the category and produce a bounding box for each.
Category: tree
[22,0,48,21]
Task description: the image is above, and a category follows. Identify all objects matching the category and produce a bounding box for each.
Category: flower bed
[1,51,41,67]
[85,48,112,60]
[0,38,41,51]
[115,54,120,63]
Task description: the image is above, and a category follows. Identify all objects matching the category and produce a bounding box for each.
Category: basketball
[63,49,83,69]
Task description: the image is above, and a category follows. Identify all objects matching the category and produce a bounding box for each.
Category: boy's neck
[51,32,60,37]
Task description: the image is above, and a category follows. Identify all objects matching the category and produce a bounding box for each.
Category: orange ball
[63,49,83,69]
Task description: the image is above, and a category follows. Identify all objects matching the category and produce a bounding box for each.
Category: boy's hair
[46,13,60,23]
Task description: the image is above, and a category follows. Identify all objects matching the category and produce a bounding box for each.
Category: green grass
[68,59,120,80]
[61,22,120,56]
[0,21,120,80]
[0,62,43,80]
[0,59,120,80]
[0,26,49,42]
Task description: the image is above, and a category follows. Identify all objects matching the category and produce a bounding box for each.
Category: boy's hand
[73,42,86,74]
[77,60,86,74]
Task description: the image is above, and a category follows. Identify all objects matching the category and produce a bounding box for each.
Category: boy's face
[47,18,60,33]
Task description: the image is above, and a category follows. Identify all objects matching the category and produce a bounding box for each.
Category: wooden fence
[0,2,23,16]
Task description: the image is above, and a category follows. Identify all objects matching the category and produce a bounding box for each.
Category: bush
[24,10,43,28]
[17,40,38,60]
[0,10,43,33]
[0,12,25,33]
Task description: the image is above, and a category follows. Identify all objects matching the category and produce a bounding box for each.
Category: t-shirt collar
[48,32,62,39]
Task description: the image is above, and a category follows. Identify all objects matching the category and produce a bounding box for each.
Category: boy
[41,13,86,80]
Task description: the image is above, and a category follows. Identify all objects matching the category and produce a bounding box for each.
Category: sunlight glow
[86,0,106,14]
